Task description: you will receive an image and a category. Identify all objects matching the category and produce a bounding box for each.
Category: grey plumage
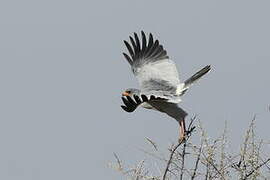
[123,31,182,103]
[120,31,211,139]
[149,101,188,123]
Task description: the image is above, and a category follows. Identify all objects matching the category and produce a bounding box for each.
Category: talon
[178,135,186,143]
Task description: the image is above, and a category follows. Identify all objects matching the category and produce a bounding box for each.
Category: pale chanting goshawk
[120,31,211,142]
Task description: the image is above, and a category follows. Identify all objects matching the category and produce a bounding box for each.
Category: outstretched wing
[123,31,181,101]
[121,94,166,113]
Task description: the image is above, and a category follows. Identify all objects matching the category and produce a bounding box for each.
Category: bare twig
[138,148,166,162]
[180,141,187,180]
[205,162,209,180]
[187,116,197,134]
[112,116,269,180]
[162,117,196,180]
[259,156,270,171]
[202,151,226,180]
[239,116,256,168]
[113,152,123,171]
[238,116,256,179]
[162,142,183,180]
[135,160,145,180]
[243,158,270,179]
[191,138,203,180]
[220,121,227,178]
[146,137,158,151]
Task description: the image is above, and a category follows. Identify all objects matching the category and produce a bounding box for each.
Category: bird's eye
[126,91,131,94]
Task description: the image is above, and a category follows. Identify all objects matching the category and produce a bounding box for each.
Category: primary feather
[123,31,181,103]
[121,31,211,113]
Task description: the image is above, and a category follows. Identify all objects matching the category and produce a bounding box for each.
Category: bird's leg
[178,119,187,143]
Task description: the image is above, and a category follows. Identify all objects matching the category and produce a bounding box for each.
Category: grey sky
[0,0,270,179]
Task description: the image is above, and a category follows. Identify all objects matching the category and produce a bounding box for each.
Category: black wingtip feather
[123,31,168,65]
[124,40,134,57]
[133,95,142,104]
[134,33,140,50]
[121,105,133,112]
[141,31,147,54]
[150,95,155,100]
[120,93,168,113]
[141,95,148,102]
[121,96,137,112]
[123,53,133,65]
[129,36,136,49]
[127,96,137,106]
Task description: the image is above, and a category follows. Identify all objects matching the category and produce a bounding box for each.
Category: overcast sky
[0,0,270,179]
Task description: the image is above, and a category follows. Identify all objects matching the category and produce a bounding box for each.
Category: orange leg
[178,119,186,143]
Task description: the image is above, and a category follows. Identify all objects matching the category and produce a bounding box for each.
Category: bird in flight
[120,31,211,142]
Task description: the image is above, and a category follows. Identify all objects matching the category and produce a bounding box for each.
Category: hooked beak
[122,91,130,96]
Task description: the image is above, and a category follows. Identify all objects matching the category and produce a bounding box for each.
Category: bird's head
[122,88,140,97]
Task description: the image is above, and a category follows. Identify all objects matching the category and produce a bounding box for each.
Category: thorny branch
[201,151,226,180]
[179,141,187,180]
[111,114,270,180]
[162,140,183,180]
[238,116,256,173]
[191,138,203,180]
[146,137,158,151]
[162,117,197,180]
[113,152,123,171]
[242,158,270,180]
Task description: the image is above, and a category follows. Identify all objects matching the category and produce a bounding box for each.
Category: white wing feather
[135,59,181,91]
